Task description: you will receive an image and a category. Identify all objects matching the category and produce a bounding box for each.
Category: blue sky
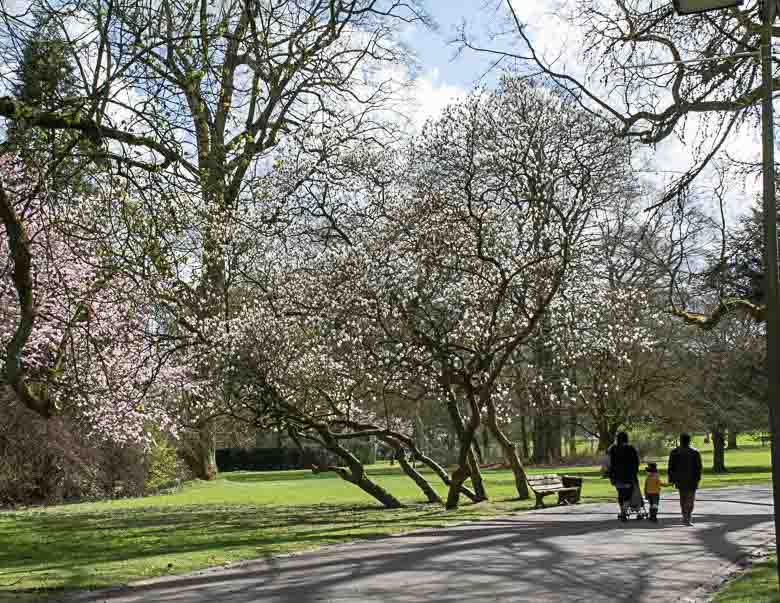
[399,1,760,223]
[406,1,506,89]
[399,1,529,130]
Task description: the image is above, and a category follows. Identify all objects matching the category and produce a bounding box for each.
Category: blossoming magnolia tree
[0,157,175,445]
[0,0,430,480]
[539,279,664,452]
[241,77,630,509]
[391,78,629,507]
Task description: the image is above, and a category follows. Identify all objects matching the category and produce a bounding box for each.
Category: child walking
[644,462,666,522]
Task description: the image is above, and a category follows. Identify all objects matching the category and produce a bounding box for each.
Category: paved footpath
[65,486,775,603]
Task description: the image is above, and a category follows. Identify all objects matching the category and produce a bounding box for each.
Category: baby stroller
[624,479,647,520]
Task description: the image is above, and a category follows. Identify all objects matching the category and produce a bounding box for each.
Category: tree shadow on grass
[0,499,521,592]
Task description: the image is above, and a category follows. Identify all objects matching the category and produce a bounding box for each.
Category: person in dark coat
[608,431,640,521]
[667,433,703,526]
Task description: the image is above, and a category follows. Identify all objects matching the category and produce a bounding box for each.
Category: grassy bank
[714,558,780,602]
[0,438,771,600]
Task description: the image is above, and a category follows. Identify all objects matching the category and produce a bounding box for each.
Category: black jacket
[608,443,640,484]
[668,446,702,490]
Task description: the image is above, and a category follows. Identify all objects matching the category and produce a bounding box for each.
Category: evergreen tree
[7,15,84,182]
[704,201,779,306]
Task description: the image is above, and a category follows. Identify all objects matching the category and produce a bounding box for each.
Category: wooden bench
[527,474,583,509]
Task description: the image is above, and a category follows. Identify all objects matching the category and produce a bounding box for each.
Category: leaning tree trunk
[336,419,478,503]
[472,433,484,465]
[466,448,487,500]
[447,449,474,510]
[485,397,530,499]
[728,430,739,449]
[415,450,478,502]
[301,426,404,509]
[351,470,404,507]
[445,395,487,504]
[393,445,442,504]
[445,390,486,509]
[712,429,727,473]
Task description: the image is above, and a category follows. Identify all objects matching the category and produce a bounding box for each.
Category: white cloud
[405,69,466,132]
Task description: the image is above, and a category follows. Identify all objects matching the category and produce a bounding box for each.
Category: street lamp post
[674,0,780,586]
[759,0,780,583]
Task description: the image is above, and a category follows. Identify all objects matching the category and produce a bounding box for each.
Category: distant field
[0,436,771,600]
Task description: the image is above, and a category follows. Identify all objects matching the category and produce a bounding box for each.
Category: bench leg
[557,490,581,506]
[535,494,545,509]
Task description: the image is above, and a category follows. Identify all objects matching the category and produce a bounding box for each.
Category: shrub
[146,435,185,493]
[631,433,669,460]
[215,446,340,471]
[0,390,185,506]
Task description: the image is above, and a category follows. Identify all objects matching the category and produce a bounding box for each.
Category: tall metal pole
[760,0,780,581]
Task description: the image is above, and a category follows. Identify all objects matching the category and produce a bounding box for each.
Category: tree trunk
[551,411,563,460]
[471,438,484,465]
[354,475,404,508]
[597,426,613,453]
[519,415,530,460]
[416,451,478,502]
[485,397,530,499]
[445,393,487,506]
[728,430,738,449]
[445,390,486,509]
[532,413,550,464]
[305,427,404,509]
[568,407,577,458]
[193,419,218,481]
[466,447,487,500]
[396,447,442,504]
[446,463,471,510]
[712,429,727,473]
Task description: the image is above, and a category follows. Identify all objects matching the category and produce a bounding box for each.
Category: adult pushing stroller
[606,432,644,522]
[623,479,647,520]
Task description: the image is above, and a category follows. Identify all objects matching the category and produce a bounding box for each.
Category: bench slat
[527,474,582,509]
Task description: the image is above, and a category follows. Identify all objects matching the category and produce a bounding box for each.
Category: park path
[63,486,775,603]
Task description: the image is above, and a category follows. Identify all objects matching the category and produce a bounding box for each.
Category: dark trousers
[616,483,633,506]
[679,488,696,518]
[646,493,660,510]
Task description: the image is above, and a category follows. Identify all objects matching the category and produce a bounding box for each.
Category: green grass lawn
[0,438,773,601]
[714,558,780,602]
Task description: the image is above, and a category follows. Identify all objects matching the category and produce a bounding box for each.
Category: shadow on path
[58,487,775,603]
